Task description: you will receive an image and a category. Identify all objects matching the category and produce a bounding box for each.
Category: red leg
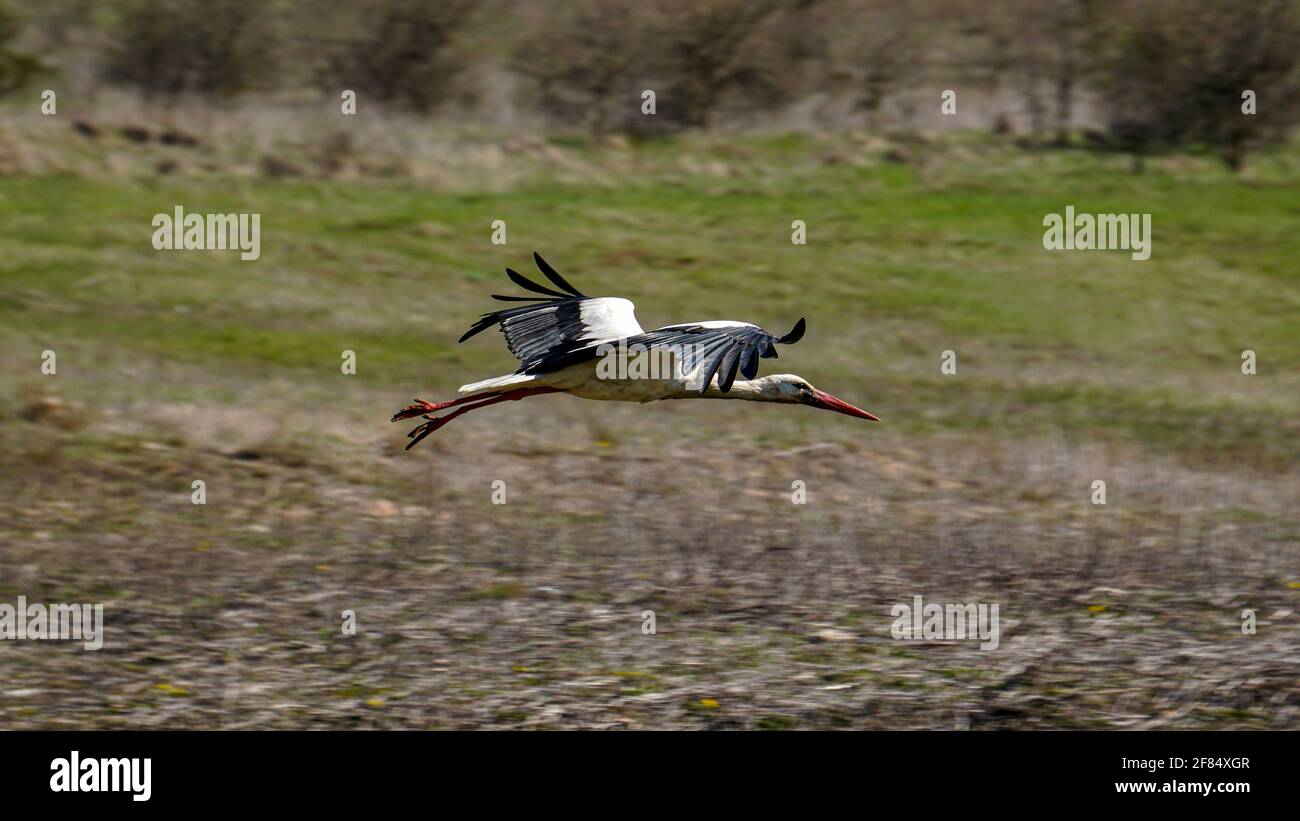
[402,387,562,450]
[391,395,483,422]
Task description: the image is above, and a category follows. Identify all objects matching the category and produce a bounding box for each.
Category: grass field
[1,124,1296,728]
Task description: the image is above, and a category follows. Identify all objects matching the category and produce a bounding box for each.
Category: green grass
[2,131,1295,731]
[1,134,1296,468]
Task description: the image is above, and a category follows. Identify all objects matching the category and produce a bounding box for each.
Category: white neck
[669,375,798,403]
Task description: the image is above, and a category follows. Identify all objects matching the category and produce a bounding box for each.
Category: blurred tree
[1045,0,1101,146]
[0,1,44,97]
[822,0,926,130]
[103,0,276,99]
[957,0,1103,143]
[1092,0,1300,171]
[515,0,802,135]
[653,0,786,129]
[319,0,476,114]
[512,0,655,135]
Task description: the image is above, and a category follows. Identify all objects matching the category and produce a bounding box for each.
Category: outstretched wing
[459,253,644,374]
[627,318,806,393]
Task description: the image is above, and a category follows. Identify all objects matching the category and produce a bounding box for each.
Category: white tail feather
[458,372,537,396]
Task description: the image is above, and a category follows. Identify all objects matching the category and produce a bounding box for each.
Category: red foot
[394,387,562,451]
[390,397,463,422]
[404,414,456,450]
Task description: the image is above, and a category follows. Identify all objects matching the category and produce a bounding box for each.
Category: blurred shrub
[954,0,1101,144]
[0,2,44,97]
[650,0,793,130]
[103,0,276,99]
[818,0,927,131]
[317,0,476,113]
[512,0,654,135]
[1091,0,1300,171]
[13,0,1300,155]
[514,0,804,135]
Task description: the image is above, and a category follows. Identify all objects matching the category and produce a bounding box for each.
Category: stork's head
[756,374,879,421]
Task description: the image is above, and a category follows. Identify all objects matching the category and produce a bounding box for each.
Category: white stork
[393,253,879,449]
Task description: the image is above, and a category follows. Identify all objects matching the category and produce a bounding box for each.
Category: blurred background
[0,0,1297,729]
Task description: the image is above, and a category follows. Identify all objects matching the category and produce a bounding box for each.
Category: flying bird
[392,253,878,449]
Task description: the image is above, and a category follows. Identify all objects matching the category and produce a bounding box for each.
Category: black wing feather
[458,254,803,390]
[506,267,570,298]
[533,253,586,297]
[777,318,806,344]
[614,321,807,394]
[459,255,630,373]
[739,345,760,379]
[717,346,743,392]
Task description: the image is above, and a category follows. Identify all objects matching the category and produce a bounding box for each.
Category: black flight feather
[777,317,806,345]
[533,252,585,297]
[457,258,803,390]
[506,267,569,298]
[697,360,723,395]
[717,346,743,393]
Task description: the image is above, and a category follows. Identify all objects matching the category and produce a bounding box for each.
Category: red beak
[808,389,879,421]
